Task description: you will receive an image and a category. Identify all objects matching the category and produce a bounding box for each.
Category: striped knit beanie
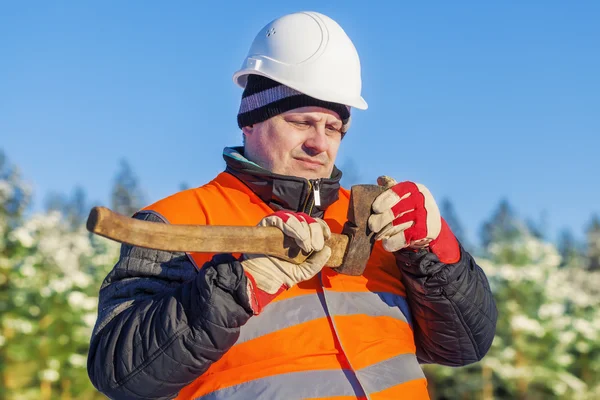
[237,75,351,133]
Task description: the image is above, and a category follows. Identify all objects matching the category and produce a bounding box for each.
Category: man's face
[242,106,343,180]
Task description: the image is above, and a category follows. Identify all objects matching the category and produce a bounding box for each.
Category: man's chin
[290,160,331,179]
[293,169,331,180]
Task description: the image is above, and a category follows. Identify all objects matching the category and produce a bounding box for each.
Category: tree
[110,159,145,217]
[4,211,119,399]
[45,186,89,230]
[557,228,584,268]
[585,215,600,271]
[439,197,469,249]
[0,151,31,399]
[480,199,524,250]
[0,150,30,223]
[526,210,549,241]
[424,227,600,399]
[0,150,119,399]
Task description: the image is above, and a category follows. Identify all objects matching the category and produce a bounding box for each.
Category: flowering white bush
[1,167,120,399]
[425,231,600,400]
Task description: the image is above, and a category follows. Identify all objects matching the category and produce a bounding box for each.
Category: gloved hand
[368,176,460,264]
[242,211,331,314]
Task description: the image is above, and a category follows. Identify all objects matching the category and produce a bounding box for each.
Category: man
[88,11,497,400]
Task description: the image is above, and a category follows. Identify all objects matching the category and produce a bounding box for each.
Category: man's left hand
[368,177,461,264]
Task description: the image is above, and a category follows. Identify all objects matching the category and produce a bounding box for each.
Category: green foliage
[425,230,600,399]
[0,153,119,399]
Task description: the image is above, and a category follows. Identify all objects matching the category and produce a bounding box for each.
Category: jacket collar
[223,147,342,218]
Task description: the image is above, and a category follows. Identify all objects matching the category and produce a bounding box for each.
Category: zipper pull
[313,180,321,207]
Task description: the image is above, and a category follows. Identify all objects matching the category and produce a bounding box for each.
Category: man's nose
[303,126,329,155]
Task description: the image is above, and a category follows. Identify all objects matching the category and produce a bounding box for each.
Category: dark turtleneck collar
[223,147,342,218]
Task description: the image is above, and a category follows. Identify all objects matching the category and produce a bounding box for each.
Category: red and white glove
[368,177,460,264]
[242,211,331,314]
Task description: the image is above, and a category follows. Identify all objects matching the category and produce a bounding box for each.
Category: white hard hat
[233,11,367,110]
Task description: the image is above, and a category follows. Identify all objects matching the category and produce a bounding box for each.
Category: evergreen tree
[585,215,600,271]
[0,151,30,398]
[557,228,584,268]
[526,211,549,241]
[439,197,468,248]
[480,199,523,249]
[110,159,144,216]
[0,151,119,399]
[45,186,89,230]
[424,226,600,399]
[0,150,29,223]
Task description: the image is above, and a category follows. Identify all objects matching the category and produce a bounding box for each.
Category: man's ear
[241,125,254,138]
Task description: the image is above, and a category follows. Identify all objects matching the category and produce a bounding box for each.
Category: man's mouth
[295,157,325,167]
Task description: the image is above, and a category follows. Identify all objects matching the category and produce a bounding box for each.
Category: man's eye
[292,121,309,126]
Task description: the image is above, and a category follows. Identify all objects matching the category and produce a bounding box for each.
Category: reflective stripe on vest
[238,290,412,345]
[195,353,424,400]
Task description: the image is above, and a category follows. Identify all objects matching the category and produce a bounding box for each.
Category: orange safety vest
[143,172,429,400]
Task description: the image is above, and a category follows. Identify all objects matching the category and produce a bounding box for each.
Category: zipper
[302,178,322,215]
[313,179,321,207]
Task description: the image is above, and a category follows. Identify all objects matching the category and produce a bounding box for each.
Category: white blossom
[0,180,13,198]
[68,353,87,368]
[39,369,59,382]
[573,319,598,341]
[539,303,565,319]
[511,315,545,337]
[68,291,97,310]
[70,270,92,288]
[4,318,33,334]
[501,346,516,360]
[10,227,35,248]
[68,291,86,308]
[559,331,577,346]
[558,371,587,394]
[20,262,36,278]
[557,354,574,367]
[575,341,591,353]
[28,305,40,317]
[48,277,71,293]
[83,313,97,328]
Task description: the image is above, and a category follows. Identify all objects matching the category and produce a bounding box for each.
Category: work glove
[242,211,331,314]
[368,176,460,264]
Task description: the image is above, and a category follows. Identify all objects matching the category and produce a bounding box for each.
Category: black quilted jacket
[87,147,497,399]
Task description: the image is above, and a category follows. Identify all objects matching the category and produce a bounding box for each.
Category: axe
[87,183,390,276]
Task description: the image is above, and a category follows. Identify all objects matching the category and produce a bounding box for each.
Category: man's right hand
[241,211,331,313]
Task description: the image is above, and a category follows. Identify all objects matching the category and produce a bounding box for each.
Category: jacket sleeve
[87,211,253,400]
[395,244,497,367]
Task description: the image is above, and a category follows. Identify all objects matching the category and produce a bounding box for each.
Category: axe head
[332,184,386,276]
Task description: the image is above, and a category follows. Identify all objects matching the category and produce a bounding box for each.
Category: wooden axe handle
[87,207,349,267]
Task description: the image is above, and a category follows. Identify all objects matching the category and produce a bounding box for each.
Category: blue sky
[1,1,599,246]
